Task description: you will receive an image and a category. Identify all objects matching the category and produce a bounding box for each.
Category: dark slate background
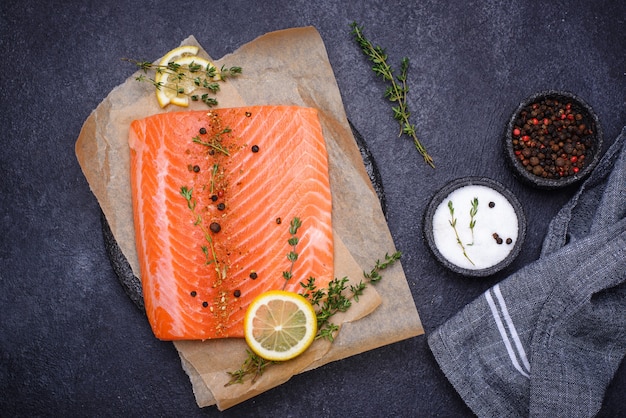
[1,1,624,416]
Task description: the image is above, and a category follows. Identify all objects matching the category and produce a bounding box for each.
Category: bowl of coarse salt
[423,177,526,277]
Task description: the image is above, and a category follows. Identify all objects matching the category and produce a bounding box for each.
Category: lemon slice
[244,290,318,362]
[154,46,219,108]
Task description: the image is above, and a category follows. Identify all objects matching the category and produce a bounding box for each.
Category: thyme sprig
[447,200,475,265]
[123,58,241,107]
[350,22,434,168]
[180,186,223,277]
[192,128,232,156]
[361,251,402,285]
[225,250,402,385]
[180,186,195,210]
[225,349,275,386]
[467,198,479,246]
[282,217,302,289]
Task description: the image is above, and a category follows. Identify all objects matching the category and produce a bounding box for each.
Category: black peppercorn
[489,202,495,208]
[190,291,197,297]
[199,127,207,135]
[249,271,258,280]
[192,165,200,173]
[202,301,208,308]
[511,97,594,179]
[210,222,221,233]
[211,194,218,202]
[233,290,241,298]
[217,203,226,211]
[251,145,259,153]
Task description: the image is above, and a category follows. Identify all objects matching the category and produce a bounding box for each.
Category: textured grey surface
[1,1,625,416]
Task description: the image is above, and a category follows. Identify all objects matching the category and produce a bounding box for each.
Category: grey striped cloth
[429,127,626,418]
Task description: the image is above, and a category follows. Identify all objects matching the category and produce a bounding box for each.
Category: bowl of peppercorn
[504,90,603,189]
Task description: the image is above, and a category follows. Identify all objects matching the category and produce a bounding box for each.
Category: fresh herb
[192,127,232,156]
[123,58,241,107]
[225,250,402,385]
[180,186,195,210]
[225,349,275,386]
[350,22,434,168]
[467,198,479,246]
[180,185,224,279]
[361,251,402,285]
[282,217,302,289]
[447,200,474,265]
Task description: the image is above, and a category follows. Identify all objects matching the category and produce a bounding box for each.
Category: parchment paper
[75,26,423,410]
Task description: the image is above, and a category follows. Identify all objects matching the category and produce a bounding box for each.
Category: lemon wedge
[244,290,318,362]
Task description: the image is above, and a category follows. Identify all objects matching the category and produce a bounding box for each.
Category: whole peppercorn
[511,96,595,180]
[209,222,221,233]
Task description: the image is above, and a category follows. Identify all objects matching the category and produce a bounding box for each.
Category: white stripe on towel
[485,284,531,378]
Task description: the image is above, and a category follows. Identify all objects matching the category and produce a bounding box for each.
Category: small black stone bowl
[504,90,602,189]
[423,177,526,277]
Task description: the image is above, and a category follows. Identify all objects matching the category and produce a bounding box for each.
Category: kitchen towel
[428,126,626,417]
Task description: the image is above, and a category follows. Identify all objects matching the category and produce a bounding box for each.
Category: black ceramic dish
[423,177,527,277]
[504,90,602,189]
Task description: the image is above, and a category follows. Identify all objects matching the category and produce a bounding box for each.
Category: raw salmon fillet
[129,106,333,340]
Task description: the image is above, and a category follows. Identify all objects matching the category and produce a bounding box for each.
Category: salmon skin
[129,106,333,340]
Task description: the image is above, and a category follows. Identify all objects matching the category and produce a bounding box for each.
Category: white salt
[431,185,519,270]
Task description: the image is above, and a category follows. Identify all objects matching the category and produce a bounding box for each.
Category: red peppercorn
[532,118,539,125]
[570,156,578,163]
[522,135,530,142]
[573,167,579,173]
[513,128,521,136]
